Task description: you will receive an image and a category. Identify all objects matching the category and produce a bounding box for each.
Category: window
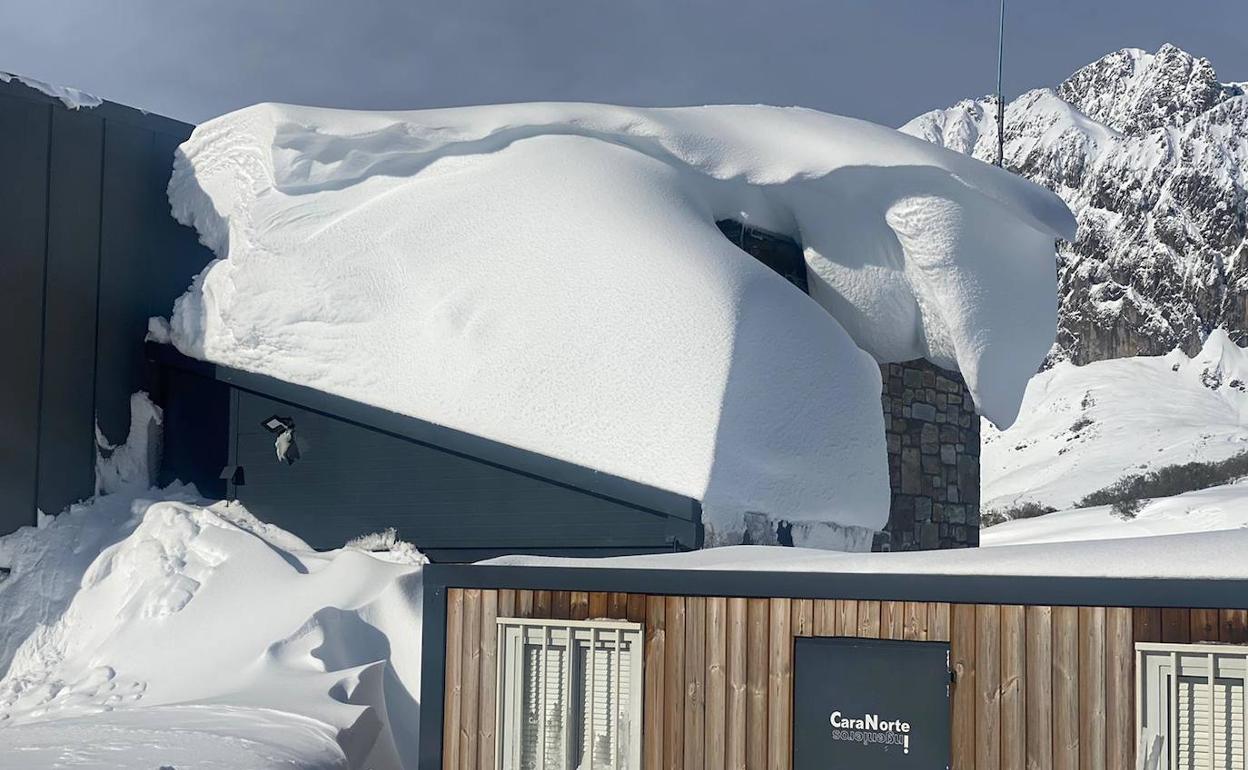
[1138,643,1248,769]
[497,618,643,770]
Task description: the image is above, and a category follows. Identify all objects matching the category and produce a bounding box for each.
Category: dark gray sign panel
[794,636,950,769]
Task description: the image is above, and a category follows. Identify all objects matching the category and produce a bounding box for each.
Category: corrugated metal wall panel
[36,108,104,513]
[0,94,50,530]
[232,389,695,555]
[0,79,211,534]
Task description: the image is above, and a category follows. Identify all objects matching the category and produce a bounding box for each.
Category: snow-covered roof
[165,102,1073,545]
[486,528,1248,581]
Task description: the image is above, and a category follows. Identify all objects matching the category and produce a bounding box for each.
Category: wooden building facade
[417,565,1248,770]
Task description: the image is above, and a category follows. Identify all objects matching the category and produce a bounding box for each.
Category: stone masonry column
[873,359,980,551]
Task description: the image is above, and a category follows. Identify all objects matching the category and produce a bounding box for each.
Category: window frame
[1136,642,1248,769]
[496,616,644,770]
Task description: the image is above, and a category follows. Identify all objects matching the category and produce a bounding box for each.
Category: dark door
[793,636,951,769]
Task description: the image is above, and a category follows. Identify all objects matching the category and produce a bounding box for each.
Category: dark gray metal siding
[0,93,51,533]
[0,79,213,532]
[152,347,702,560]
[232,389,696,557]
[36,108,104,515]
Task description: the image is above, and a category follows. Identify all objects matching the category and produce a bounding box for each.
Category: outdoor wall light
[260,415,300,465]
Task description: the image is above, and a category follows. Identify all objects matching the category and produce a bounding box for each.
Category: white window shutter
[1138,644,1248,770]
[1176,677,1245,770]
[576,632,634,770]
[499,619,643,770]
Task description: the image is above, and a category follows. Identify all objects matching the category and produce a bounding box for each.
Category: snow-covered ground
[163,101,1073,547]
[981,478,1248,547]
[982,329,1248,512]
[0,490,425,769]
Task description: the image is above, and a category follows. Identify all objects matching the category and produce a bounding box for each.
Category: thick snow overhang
[164,101,1076,548]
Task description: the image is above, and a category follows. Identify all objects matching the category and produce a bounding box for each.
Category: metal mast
[996,0,1006,167]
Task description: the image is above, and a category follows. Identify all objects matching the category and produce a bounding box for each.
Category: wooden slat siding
[609,592,630,620]
[1078,607,1106,770]
[976,604,1002,770]
[443,588,464,770]
[665,597,687,770]
[726,597,748,770]
[497,588,516,619]
[813,600,836,636]
[746,598,770,770]
[1132,608,1161,642]
[1105,608,1133,770]
[705,597,728,770]
[478,590,499,770]
[1025,606,1053,770]
[516,589,533,619]
[570,591,590,620]
[460,589,482,770]
[904,601,929,641]
[1222,609,1248,643]
[1189,608,1220,642]
[1000,605,1026,770]
[551,590,571,619]
[858,600,882,638]
[1160,608,1190,643]
[644,596,667,770]
[836,600,859,638]
[685,596,707,770]
[590,591,610,619]
[930,602,952,643]
[533,590,552,618]
[951,604,977,770]
[767,599,793,770]
[628,593,648,624]
[792,599,814,637]
[1052,606,1080,770]
[882,600,906,639]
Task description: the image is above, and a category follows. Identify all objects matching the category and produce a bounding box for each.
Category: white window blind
[1176,677,1245,770]
[498,618,643,770]
[1138,643,1248,770]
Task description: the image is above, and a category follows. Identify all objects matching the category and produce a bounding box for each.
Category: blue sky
[3,0,1245,126]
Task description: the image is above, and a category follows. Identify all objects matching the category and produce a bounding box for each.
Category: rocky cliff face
[903,44,1248,365]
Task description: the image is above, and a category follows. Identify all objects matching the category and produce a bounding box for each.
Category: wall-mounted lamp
[260,415,300,465]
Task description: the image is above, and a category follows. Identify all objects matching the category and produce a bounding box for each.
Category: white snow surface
[94,392,163,497]
[982,478,1248,548]
[982,329,1248,511]
[0,72,102,110]
[487,527,1248,580]
[0,490,425,769]
[166,101,1073,545]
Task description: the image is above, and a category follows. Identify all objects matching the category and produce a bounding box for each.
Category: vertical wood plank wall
[443,593,1248,770]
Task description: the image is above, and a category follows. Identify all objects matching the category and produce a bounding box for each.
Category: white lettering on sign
[828,710,913,754]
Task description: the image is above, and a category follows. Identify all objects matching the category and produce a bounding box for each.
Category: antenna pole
[996,0,1006,168]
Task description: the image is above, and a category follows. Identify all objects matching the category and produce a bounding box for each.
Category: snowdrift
[166,102,1074,544]
[983,329,1248,511]
[0,490,424,769]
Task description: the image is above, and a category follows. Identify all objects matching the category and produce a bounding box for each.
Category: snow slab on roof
[487,527,1248,580]
[0,489,424,769]
[166,102,1074,546]
[0,71,102,110]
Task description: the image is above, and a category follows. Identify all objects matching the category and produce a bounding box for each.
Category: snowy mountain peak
[903,45,1248,366]
[1057,44,1238,136]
